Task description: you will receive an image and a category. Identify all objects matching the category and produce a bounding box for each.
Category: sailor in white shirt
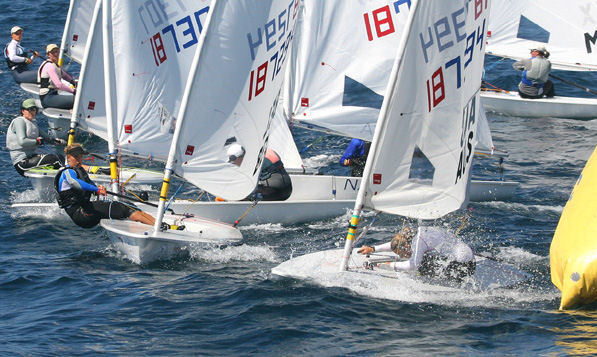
[358,226,476,281]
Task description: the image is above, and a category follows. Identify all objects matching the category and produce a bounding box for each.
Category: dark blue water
[2,1,597,355]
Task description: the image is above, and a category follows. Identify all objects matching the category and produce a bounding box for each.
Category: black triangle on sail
[409,146,435,184]
[517,15,550,43]
[342,76,384,109]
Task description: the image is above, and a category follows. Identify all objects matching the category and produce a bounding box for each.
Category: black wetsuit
[256,149,292,201]
[55,166,135,228]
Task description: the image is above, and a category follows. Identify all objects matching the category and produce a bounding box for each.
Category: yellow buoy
[550,146,597,310]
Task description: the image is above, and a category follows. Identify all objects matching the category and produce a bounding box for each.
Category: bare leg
[129,211,155,226]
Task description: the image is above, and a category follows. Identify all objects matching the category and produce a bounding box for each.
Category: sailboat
[550,146,597,309]
[97,0,300,263]
[20,0,165,202]
[273,0,528,290]
[481,0,597,119]
[281,0,518,200]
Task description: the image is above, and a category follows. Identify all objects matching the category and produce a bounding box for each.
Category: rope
[233,197,260,227]
[482,80,509,93]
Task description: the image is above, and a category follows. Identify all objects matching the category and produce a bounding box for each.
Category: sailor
[3,26,40,83]
[55,143,156,229]
[339,138,371,177]
[6,98,65,176]
[38,44,76,109]
[513,46,555,99]
[227,143,292,201]
[358,226,476,282]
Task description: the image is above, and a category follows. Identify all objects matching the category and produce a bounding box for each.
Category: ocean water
[1,1,597,355]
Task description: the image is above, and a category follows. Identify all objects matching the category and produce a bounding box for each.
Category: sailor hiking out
[38,43,76,109]
[55,143,157,229]
[6,98,64,176]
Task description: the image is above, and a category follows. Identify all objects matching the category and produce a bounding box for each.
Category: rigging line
[164,183,184,212]
[233,200,259,227]
[481,80,509,93]
[353,211,380,246]
[549,73,597,96]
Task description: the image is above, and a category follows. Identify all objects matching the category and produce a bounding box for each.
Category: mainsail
[166,0,300,201]
[340,0,489,269]
[288,0,410,141]
[59,0,97,65]
[486,0,597,71]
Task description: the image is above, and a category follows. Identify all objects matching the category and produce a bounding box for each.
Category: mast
[339,0,420,272]
[67,0,102,146]
[153,0,219,234]
[101,0,119,195]
[58,0,76,67]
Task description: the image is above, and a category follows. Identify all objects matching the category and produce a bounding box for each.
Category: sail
[288,0,410,141]
[72,0,108,142]
[61,0,96,64]
[269,106,304,170]
[74,0,212,160]
[172,0,299,200]
[362,0,489,219]
[486,0,597,71]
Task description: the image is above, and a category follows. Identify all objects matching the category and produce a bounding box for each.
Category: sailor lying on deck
[6,98,65,176]
[55,143,156,229]
[358,226,476,282]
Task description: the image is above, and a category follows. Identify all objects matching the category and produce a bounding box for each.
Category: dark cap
[65,143,88,156]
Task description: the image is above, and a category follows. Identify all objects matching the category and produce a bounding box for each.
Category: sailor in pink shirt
[37,43,76,109]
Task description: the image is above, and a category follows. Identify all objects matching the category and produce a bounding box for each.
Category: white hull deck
[481,91,597,119]
[101,214,242,264]
[24,172,519,224]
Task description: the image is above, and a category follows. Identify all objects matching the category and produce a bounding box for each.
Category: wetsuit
[55,166,135,228]
[4,39,37,83]
[373,226,476,282]
[6,116,62,176]
[339,138,370,177]
[38,59,75,109]
[256,149,292,201]
[513,56,555,99]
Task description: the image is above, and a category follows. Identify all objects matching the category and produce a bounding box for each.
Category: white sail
[60,0,97,64]
[71,0,108,142]
[486,0,597,71]
[269,106,304,170]
[361,0,489,219]
[170,0,299,200]
[288,0,410,141]
[74,0,212,160]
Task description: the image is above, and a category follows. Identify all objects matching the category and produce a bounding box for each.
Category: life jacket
[54,166,93,208]
[521,56,550,88]
[259,149,284,180]
[38,59,61,96]
[4,40,28,71]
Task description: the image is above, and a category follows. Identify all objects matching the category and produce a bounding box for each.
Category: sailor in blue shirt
[55,143,156,229]
[339,138,370,177]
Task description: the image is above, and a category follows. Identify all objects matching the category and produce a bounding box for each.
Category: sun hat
[21,98,36,109]
[65,143,89,156]
[46,43,59,54]
[227,143,245,162]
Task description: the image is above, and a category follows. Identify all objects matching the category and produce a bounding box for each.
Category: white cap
[227,143,245,162]
[11,26,23,34]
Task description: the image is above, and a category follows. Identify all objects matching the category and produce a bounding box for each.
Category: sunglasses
[23,107,37,112]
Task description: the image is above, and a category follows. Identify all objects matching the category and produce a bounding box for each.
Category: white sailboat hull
[272,248,530,294]
[481,91,597,119]
[20,83,72,139]
[23,173,519,223]
[101,215,242,264]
